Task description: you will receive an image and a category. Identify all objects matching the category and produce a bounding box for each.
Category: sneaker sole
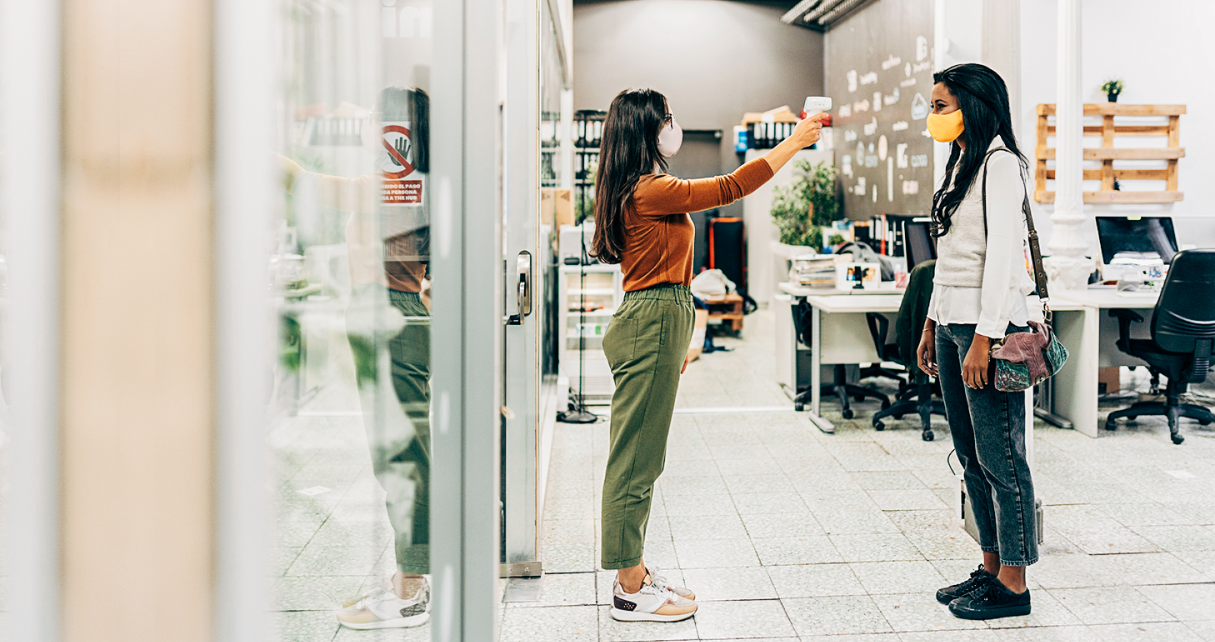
[609,607,696,623]
[337,612,430,630]
[949,603,1031,620]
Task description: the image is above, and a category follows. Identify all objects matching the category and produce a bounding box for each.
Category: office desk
[776,282,1157,438]
[1049,290,1158,437]
[802,294,903,433]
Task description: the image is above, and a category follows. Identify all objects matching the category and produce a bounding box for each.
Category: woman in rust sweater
[592,88,823,622]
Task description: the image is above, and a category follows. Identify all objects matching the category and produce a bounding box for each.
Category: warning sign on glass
[376,122,423,205]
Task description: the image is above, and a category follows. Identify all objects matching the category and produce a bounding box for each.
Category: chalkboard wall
[826,0,935,220]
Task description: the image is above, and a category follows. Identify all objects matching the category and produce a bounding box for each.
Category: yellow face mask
[927,109,965,143]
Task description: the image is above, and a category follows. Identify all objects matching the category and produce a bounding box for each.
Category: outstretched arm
[634,113,825,217]
[279,154,379,214]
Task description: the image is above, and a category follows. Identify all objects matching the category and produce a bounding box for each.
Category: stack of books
[789,255,838,288]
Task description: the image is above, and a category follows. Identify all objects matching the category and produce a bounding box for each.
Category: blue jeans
[936,323,1038,567]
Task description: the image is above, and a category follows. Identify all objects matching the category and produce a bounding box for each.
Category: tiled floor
[263,307,1215,641]
[507,308,1215,642]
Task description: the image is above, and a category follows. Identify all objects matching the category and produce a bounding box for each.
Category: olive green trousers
[600,284,694,570]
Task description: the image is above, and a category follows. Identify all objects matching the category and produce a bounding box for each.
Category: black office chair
[1106,249,1215,445]
[790,297,891,419]
[861,222,937,390]
[865,260,946,441]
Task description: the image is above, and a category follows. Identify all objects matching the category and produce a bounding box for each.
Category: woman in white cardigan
[916,63,1038,622]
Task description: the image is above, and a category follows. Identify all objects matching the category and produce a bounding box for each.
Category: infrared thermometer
[803,96,832,117]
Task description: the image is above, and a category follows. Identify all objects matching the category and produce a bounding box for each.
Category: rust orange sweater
[622,157,774,291]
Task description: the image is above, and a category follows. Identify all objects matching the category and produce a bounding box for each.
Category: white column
[1044,0,1093,290]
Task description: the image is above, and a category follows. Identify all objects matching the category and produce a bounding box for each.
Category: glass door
[502,0,571,578]
[267,1,502,639]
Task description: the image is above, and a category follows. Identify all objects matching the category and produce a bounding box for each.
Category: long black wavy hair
[590,88,669,264]
[929,63,1027,237]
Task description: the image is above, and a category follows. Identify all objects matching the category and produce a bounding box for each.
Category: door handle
[506,250,533,325]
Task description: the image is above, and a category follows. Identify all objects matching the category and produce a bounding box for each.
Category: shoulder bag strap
[981,148,1051,321]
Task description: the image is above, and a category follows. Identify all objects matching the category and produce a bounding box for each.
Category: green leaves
[769,160,841,248]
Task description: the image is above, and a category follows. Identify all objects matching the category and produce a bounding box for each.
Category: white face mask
[657,118,683,158]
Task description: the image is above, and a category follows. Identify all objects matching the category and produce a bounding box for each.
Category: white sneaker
[610,576,697,622]
[646,566,696,601]
[340,575,394,608]
[336,576,430,629]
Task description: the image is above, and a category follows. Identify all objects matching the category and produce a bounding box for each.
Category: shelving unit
[1034,103,1185,204]
[558,263,624,404]
[574,109,605,223]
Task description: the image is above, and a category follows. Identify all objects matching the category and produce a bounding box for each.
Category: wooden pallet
[1034,103,1184,204]
[704,293,745,332]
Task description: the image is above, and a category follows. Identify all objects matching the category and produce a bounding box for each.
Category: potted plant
[1101,79,1124,103]
[770,160,841,253]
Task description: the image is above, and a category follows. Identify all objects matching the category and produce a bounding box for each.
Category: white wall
[1020,0,1215,253]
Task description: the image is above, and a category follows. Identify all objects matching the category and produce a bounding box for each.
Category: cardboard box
[541,188,555,226]
[541,187,574,228]
[1098,366,1120,395]
[553,188,573,227]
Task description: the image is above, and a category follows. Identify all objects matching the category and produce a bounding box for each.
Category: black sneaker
[948,580,1031,620]
[935,565,995,605]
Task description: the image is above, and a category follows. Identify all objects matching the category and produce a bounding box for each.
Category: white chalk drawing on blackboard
[896,143,909,168]
[905,62,912,77]
[911,93,929,120]
[900,78,918,88]
[839,104,852,118]
[913,60,932,73]
[856,142,866,164]
[853,99,870,113]
[892,121,909,132]
[868,142,875,154]
[888,158,895,201]
[855,176,866,196]
[910,154,929,168]
[863,117,877,136]
[842,155,854,178]
[848,69,858,92]
[884,88,900,106]
[844,129,858,142]
[903,180,921,195]
[872,184,878,203]
[860,71,878,86]
[916,36,929,62]
[921,129,932,138]
[878,135,889,161]
[881,55,902,70]
[873,92,882,112]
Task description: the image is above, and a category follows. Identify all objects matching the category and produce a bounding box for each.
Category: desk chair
[865,260,945,441]
[860,221,938,390]
[1106,249,1215,445]
[791,298,891,419]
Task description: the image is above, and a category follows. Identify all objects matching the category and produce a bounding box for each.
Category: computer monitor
[904,219,937,271]
[1095,216,1179,265]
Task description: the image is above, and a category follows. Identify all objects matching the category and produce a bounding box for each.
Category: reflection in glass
[272,2,435,637]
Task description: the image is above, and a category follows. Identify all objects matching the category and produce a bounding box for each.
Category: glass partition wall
[270,1,501,639]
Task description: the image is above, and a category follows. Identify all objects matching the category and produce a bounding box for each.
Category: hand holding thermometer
[803,96,832,118]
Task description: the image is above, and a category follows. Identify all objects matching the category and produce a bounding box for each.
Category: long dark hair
[378,85,429,173]
[929,63,1027,237]
[590,88,669,264]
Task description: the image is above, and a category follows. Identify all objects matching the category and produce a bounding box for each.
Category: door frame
[1,2,63,640]
[431,0,505,639]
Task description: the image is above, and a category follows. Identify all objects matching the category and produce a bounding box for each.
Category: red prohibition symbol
[380,124,414,179]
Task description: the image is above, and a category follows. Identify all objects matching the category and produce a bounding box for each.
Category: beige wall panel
[60,0,215,641]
